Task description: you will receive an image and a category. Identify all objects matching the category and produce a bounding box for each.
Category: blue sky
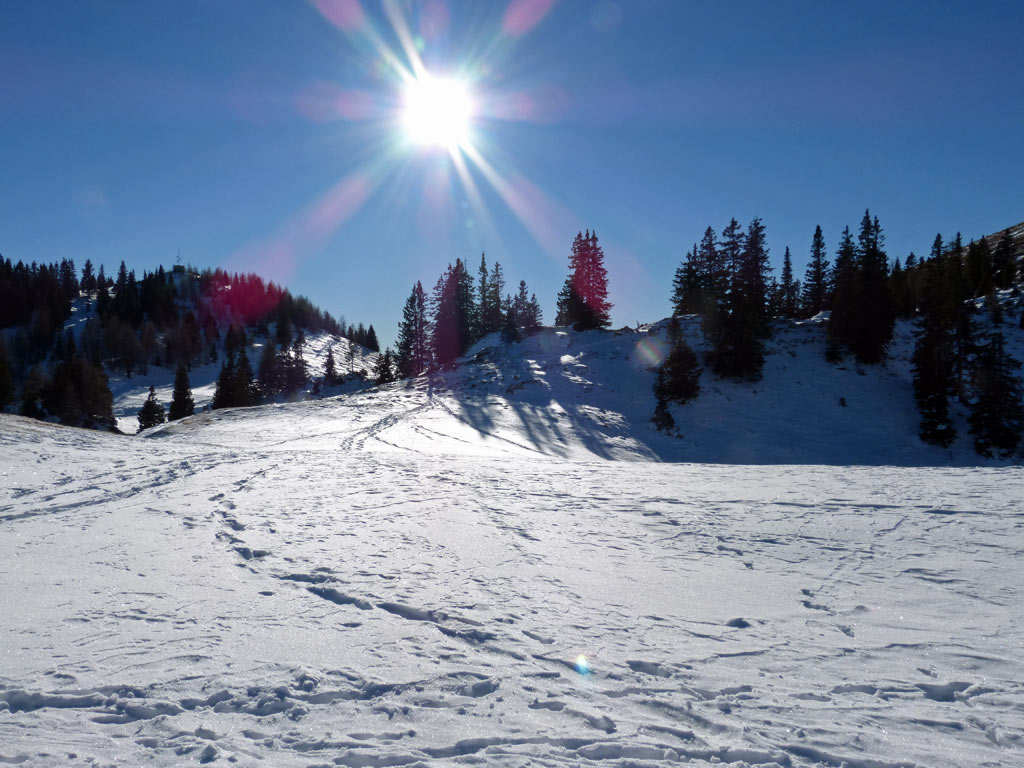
[2,0,1023,347]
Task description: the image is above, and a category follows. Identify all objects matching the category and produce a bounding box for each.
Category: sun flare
[402,74,473,149]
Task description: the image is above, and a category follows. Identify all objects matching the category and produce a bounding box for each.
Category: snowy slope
[58,297,376,433]
[153,311,1023,466]
[2,315,1023,766]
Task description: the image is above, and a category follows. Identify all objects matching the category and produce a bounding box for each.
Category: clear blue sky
[3,1,1023,347]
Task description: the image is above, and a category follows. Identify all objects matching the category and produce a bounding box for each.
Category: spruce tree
[965,238,993,298]
[476,253,491,339]
[396,281,429,378]
[430,260,475,368]
[235,346,257,405]
[365,325,379,352]
[671,243,704,316]
[375,348,396,384]
[826,226,857,361]
[212,354,236,409]
[555,230,612,330]
[992,231,1015,289]
[661,317,701,403]
[651,366,675,433]
[968,332,1024,458]
[137,385,166,430]
[849,211,894,364]
[779,245,797,319]
[323,346,338,386]
[707,218,769,380]
[169,361,195,420]
[486,261,506,336]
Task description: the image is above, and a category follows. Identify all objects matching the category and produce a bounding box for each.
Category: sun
[402,74,473,149]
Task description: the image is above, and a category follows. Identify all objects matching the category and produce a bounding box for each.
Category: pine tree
[431,259,476,368]
[527,293,542,332]
[258,341,281,397]
[81,259,96,294]
[671,243,704,316]
[169,361,195,420]
[212,354,236,409]
[992,231,1015,289]
[234,346,257,405]
[661,317,701,403]
[375,348,396,384]
[827,226,857,361]
[555,230,612,330]
[848,211,894,364]
[476,253,491,339]
[965,238,993,298]
[651,366,675,433]
[365,325,379,352]
[396,281,429,378]
[486,261,506,336]
[707,218,769,380]
[137,386,166,430]
[323,346,338,386]
[779,246,797,318]
[968,332,1024,458]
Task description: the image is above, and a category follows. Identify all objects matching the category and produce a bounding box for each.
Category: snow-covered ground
[2,322,1023,767]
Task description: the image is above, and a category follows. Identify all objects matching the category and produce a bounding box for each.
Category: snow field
[2,317,1023,766]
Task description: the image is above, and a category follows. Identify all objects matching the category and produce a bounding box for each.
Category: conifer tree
[365,325,379,352]
[651,366,675,433]
[431,259,477,368]
[323,346,338,386]
[779,246,798,319]
[81,259,96,294]
[396,281,429,378]
[212,354,236,409]
[848,211,894,364]
[234,346,257,405]
[485,261,506,336]
[137,385,166,430]
[476,253,490,334]
[968,332,1024,458]
[671,243,704,316]
[965,238,994,298]
[555,230,612,330]
[375,348,396,384]
[706,218,769,380]
[826,226,857,361]
[258,341,281,397]
[991,231,1015,289]
[169,361,194,420]
[661,317,701,403]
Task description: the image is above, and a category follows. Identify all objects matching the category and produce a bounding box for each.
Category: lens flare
[575,654,590,675]
[635,338,666,367]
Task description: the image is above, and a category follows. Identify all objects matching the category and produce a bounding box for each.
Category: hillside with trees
[0,260,374,431]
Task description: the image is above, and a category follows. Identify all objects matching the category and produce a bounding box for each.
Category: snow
[2,320,1024,767]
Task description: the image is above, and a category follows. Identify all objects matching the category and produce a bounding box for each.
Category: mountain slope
[155,310,1024,465]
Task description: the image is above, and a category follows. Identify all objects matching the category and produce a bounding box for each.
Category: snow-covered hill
[2,315,1023,767]
[155,308,1024,465]
[58,296,377,433]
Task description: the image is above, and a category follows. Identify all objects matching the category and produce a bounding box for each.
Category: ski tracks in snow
[2,414,1024,766]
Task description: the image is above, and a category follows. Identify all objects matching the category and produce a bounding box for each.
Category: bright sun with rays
[402,74,473,149]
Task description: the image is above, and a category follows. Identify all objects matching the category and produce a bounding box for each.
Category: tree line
[0,256,365,430]
[661,212,1023,456]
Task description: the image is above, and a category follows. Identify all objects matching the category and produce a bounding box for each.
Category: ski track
[2,324,1024,766]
